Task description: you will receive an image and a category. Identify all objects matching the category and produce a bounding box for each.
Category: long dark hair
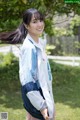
[0,8,44,44]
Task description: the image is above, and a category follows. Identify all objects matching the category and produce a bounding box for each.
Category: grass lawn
[0,91,26,120]
[54,83,80,120]
[51,61,80,120]
[0,54,80,120]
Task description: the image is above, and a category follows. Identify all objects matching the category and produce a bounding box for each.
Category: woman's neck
[29,33,39,43]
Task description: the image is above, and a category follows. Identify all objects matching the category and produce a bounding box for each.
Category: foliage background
[0,0,80,35]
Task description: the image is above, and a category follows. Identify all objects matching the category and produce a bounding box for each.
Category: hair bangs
[34,11,44,21]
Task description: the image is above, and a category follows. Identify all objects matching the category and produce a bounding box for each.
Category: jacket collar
[26,34,43,51]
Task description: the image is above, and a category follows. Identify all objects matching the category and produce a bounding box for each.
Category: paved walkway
[0,45,20,57]
[48,55,80,66]
[0,45,80,66]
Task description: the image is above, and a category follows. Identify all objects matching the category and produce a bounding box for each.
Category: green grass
[0,53,26,120]
[0,54,80,120]
[54,82,80,120]
[50,60,80,120]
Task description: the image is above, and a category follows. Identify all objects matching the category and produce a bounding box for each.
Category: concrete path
[0,45,20,57]
[0,45,80,66]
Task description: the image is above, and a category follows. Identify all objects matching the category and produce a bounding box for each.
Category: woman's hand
[40,108,50,120]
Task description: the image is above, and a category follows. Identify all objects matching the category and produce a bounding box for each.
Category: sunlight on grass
[56,103,80,120]
[0,90,26,120]
[0,105,26,120]
[0,54,80,120]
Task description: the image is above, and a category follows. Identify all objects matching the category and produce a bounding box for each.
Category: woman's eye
[33,21,37,23]
[32,20,37,23]
[32,19,43,23]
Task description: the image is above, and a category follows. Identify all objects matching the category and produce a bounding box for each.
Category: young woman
[0,8,55,120]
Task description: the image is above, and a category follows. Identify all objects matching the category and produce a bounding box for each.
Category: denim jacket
[19,34,54,119]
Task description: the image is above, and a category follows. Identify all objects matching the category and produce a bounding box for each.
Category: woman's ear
[24,23,28,29]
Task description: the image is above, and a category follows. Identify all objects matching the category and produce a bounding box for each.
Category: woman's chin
[37,31,43,35]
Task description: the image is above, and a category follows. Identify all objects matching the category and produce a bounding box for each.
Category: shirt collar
[26,34,43,50]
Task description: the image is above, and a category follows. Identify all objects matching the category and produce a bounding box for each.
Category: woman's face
[26,14,44,37]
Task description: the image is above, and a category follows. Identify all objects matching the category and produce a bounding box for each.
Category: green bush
[0,53,4,63]
[0,52,18,66]
[0,52,80,88]
[0,52,19,91]
[46,44,56,55]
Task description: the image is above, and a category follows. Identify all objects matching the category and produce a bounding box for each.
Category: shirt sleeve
[19,47,47,110]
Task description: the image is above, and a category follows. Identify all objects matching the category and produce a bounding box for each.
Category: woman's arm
[19,47,47,111]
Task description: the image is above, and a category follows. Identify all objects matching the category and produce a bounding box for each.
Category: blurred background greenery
[0,0,80,120]
[0,0,80,56]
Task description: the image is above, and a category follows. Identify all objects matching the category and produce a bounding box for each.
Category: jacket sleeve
[19,47,47,110]
[47,60,54,101]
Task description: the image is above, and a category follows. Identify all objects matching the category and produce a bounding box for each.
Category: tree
[0,0,80,35]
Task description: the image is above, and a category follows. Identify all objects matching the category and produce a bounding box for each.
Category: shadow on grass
[0,61,24,110]
[52,61,80,109]
[0,60,80,110]
[53,82,80,108]
[0,90,23,109]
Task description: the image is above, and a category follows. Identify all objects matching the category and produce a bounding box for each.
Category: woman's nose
[37,21,43,26]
